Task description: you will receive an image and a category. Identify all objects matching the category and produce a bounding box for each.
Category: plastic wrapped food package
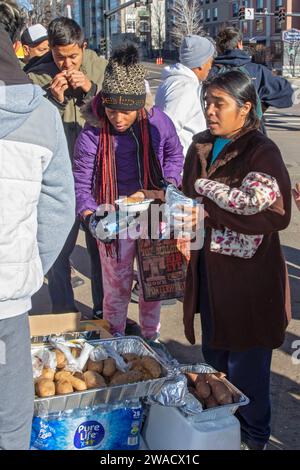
[31,400,143,450]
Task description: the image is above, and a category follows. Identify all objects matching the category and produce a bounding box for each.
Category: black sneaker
[70,267,85,288]
[130,282,139,303]
[240,441,267,450]
[92,310,103,320]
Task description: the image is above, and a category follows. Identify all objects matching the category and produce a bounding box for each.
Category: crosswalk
[264,112,300,131]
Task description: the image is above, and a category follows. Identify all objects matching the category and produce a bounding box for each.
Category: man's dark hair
[0,0,25,42]
[216,27,243,54]
[48,17,85,48]
[204,70,260,130]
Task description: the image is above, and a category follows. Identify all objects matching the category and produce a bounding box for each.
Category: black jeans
[47,218,103,314]
[198,250,272,449]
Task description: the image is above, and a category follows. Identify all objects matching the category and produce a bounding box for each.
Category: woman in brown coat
[182,70,291,450]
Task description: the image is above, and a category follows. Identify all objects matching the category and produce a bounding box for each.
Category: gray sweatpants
[0,313,34,450]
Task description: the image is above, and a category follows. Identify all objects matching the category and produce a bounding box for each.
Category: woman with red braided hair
[74,45,184,340]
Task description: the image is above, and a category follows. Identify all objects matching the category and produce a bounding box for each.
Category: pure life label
[74,421,105,449]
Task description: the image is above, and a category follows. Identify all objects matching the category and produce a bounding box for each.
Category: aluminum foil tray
[33,336,172,415]
[179,364,249,422]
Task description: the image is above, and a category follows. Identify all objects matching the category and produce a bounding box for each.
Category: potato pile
[35,349,163,398]
[185,372,239,409]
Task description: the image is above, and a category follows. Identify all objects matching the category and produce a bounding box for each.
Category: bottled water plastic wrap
[30,400,143,451]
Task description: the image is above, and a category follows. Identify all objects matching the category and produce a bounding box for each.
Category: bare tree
[170,0,204,47]
[22,0,64,26]
[151,0,165,56]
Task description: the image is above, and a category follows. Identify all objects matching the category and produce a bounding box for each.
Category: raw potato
[110,369,143,386]
[54,370,72,382]
[185,373,211,400]
[122,353,140,363]
[54,349,67,369]
[142,369,154,381]
[141,356,161,379]
[70,375,87,391]
[204,394,219,409]
[129,359,144,373]
[102,358,116,378]
[40,368,55,381]
[55,380,73,395]
[188,386,205,406]
[87,358,103,374]
[83,370,106,389]
[109,370,123,384]
[73,372,85,381]
[35,379,55,398]
[205,374,233,405]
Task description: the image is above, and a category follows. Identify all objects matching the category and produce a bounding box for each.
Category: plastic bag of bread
[32,348,57,381]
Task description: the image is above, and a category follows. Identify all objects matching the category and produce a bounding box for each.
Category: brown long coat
[182,128,291,351]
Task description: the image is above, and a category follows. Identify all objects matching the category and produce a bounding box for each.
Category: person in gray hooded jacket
[0,1,75,450]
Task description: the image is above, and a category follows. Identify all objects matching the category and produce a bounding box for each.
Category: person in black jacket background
[211,27,294,114]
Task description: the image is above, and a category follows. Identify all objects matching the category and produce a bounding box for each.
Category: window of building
[242,21,248,34]
[139,20,150,33]
[126,20,135,33]
[273,41,282,59]
[275,19,282,33]
[213,7,218,21]
[242,0,248,6]
[275,0,283,8]
[211,25,217,37]
[256,19,264,32]
[205,0,210,4]
[205,9,211,22]
[256,0,264,12]
[232,2,239,18]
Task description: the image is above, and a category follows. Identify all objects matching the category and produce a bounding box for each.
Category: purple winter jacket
[73,105,184,216]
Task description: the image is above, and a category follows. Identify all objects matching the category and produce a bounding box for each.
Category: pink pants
[98,238,161,339]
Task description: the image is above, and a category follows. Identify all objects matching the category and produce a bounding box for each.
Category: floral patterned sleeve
[194,172,281,215]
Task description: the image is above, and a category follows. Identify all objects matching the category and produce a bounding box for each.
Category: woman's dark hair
[216,27,243,54]
[48,17,85,48]
[0,0,25,42]
[204,70,260,130]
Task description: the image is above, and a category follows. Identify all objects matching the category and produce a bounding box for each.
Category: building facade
[201,0,300,73]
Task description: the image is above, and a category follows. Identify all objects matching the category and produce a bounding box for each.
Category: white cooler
[142,404,241,450]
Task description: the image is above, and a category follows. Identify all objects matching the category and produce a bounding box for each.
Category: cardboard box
[79,319,111,335]
[29,312,81,337]
[29,312,112,344]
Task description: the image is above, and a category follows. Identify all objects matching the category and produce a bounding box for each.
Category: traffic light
[278,7,286,23]
[238,7,245,21]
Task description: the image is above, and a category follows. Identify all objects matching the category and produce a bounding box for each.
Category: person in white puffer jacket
[155,35,215,157]
[0,1,75,451]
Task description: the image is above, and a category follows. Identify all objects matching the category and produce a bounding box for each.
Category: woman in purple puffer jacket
[73,45,184,340]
